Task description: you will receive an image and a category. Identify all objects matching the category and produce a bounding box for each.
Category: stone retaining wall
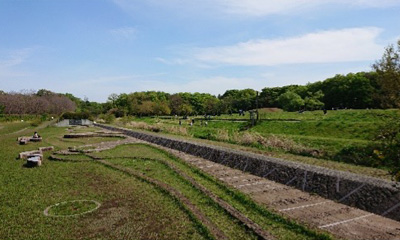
[95,124,400,222]
[55,119,93,127]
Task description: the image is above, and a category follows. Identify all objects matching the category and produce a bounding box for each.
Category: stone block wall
[96,124,400,222]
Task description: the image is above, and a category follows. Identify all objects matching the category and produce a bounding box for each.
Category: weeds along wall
[96,124,400,222]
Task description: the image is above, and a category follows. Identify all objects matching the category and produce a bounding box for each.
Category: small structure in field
[63,131,124,139]
[26,154,42,167]
[55,119,93,127]
[19,146,54,167]
[17,136,42,145]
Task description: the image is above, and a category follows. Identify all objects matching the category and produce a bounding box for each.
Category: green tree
[372,40,400,108]
[179,104,193,116]
[36,89,55,96]
[220,89,257,111]
[277,91,304,111]
[107,93,119,108]
[137,101,155,116]
[304,90,324,110]
[203,97,220,115]
[312,72,379,109]
[153,102,171,115]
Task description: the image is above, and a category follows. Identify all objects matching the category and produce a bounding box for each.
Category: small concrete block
[39,146,54,152]
[27,156,42,167]
[19,150,41,159]
[28,153,43,160]
[30,137,42,142]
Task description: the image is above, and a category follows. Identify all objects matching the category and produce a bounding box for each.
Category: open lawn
[0,123,206,239]
[0,121,331,239]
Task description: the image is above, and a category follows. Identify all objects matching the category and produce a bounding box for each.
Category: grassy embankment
[0,121,332,239]
[111,109,400,180]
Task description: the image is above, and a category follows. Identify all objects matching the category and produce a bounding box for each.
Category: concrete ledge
[63,132,125,139]
[95,123,400,222]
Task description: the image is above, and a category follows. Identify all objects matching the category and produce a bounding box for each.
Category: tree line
[1,40,399,117]
[101,71,392,116]
[0,89,76,115]
[102,40,399,115]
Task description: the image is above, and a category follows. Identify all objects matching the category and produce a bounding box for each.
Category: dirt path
[5,127,29,135]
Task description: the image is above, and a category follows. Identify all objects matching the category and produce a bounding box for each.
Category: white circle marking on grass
[43,200,101,217]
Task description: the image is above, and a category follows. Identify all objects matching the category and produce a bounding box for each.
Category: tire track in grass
[153,156,275,240]
[52,139,275,239]
[49,152,224,239]
[91,153,275,240]
[97,160,227,240]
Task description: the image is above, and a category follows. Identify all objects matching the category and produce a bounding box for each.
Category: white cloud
[0,47,38,81]
[192,27,384,66]
[155,57,189,65]
[110,27,137,40]
[113,0,400,17]
[217,0,400,16]
[0,48,36,69]
[218,0,319,16]
[349,0,400,8]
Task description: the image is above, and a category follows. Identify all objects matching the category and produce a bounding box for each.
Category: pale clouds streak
[110,27,137,40]
[78,72,167,85]
[155,57,188,65]
[218,0,400,16]
[0,48,36,69]
[193,27,384,66]
[113,0,400,17]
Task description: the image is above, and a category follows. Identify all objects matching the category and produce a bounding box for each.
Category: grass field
[0,121,332,239]
[0,123,205,239]
[111,109,400,180]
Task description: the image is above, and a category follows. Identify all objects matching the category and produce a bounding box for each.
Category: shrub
[164,126,190,136]
[230,131,317,156]
[375,119,400,181]
[334,145,382,167]
[129,121,152,130]
[30,118,43,127]
[120,116,134,125]
[61,112,92,120]
[215,130,230,141]
[108,108,126,118]
[102,114,116,124]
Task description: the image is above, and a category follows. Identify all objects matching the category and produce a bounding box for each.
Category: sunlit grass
[0,123,209,240]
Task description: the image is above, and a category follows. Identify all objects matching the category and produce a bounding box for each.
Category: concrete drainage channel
[95,124,400,223]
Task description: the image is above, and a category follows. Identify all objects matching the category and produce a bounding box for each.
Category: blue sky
[1,0,399,102]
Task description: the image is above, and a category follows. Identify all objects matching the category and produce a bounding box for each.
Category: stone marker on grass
[18,146,54,167]
[17,136,43,145]
[19,150,42,159]
[26,154,42,167]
